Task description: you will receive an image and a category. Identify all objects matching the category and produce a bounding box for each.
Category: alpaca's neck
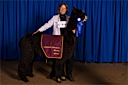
[66,17,77,31]
[63,17,77,37]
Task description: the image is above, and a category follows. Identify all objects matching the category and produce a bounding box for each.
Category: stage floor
[0,59,128,85]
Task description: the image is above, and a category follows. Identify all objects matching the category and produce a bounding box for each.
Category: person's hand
[72,29,76,34]
[32,30,40,35]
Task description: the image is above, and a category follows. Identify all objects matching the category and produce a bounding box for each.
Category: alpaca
[18,7,88,82]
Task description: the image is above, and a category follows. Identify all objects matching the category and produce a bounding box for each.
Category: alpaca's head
[71,7,88,22]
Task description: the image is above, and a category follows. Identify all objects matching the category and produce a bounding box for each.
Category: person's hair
[57,3,69,14]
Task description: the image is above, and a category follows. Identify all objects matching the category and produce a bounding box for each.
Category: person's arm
[33,30,40,35]
[33,16,54,35]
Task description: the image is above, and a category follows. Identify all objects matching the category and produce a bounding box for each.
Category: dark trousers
[65,57,73,76]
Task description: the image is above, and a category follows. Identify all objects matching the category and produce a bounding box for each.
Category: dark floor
[0,59,128,85]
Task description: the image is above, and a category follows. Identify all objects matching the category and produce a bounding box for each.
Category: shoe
[56,78,62,83]
[65,75,75,81]
[60,76,66,81]
[47,74,54,79]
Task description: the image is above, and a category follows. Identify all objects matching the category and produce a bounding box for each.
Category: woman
[33,3,75,82]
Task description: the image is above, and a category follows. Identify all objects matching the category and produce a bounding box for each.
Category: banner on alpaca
[41,34,63,59]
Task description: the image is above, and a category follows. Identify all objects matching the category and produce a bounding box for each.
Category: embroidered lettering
[54,53,59,55]
[54,49,60,52]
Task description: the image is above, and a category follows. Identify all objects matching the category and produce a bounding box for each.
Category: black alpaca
[18,7,88,82]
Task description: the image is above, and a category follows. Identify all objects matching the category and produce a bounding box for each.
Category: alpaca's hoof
[28,74,34,77]
[22,78,29,82]
[47,74,54,79]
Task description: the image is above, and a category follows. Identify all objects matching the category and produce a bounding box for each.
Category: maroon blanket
[41,34,63,59]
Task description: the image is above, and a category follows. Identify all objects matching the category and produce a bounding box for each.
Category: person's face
[60,5,67,15]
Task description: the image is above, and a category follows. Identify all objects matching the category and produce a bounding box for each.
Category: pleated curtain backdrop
[0,0,127,62]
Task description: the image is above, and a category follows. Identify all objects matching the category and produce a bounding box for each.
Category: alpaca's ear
[72,6,77,13]
[82,10,85,13]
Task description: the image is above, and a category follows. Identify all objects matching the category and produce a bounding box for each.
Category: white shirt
[38,14,70,35]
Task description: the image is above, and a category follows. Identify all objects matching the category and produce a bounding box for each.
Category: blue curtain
[0,0,127,62]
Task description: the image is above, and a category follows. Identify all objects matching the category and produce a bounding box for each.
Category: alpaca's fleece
[18,7,88,82]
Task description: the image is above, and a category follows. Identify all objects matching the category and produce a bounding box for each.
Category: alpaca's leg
[62,63,65,76]
[18,46,34,82]
[18,55,35,82]
[26,52,37,77]
[47,60,55,79]
[18,60,29,82]
[54,60,64,83]
[26,62,34,77]
[55,65,62,78]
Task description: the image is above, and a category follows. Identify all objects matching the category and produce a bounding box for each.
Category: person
[33,3,75,82]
